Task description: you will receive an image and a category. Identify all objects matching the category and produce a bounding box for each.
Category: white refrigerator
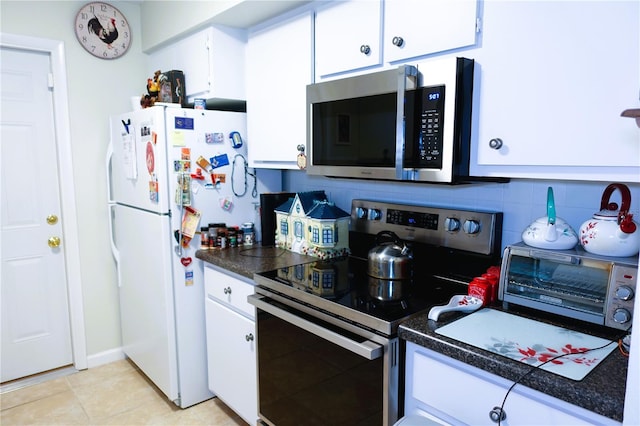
[106,105,281,408]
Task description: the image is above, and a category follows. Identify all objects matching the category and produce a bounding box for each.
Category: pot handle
[600,183,632,224]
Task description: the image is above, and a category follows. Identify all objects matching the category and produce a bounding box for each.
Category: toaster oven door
[500,249,611,323]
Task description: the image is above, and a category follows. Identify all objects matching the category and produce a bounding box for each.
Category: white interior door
[1,47,73,382]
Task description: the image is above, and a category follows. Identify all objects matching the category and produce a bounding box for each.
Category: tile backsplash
[282,170,640,254]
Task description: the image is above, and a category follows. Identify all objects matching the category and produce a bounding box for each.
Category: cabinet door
[472,1,640,182]
[315,1,382,78]
[205,298,257,425]
[147,27,245,102]
[384,0,478,64]
[246,11,313,169]
[405,342,619,425]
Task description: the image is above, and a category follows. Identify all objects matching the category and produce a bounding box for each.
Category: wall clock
[74,2,131,59]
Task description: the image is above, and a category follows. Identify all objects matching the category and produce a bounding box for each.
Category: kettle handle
[600,183,632,224]
[375,230,401,245]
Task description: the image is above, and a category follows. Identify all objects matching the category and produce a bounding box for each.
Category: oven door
[248,293,399,426]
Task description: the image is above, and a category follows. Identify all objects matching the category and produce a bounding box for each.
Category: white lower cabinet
[404,341,620,426]
[204,266,257,425]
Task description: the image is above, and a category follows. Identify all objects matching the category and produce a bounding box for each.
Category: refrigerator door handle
[106,142,115,204]
[108,204,122,288]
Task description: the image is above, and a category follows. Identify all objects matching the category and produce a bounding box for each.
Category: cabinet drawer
[407,343,619,425]
[204,266,255,319]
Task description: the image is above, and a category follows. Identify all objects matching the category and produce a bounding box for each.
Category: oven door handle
[248,295,383,360]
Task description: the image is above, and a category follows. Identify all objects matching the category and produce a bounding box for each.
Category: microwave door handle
[395,66,417,180]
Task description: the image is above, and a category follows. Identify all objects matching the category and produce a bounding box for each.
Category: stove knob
[369,209,382,221]
[463,219,481,234]
[355,207,368,219]
[444,217,460,232]
[613,308,632,324]
[615,285,634,301]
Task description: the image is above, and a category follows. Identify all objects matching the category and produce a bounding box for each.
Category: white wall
[1,0,147,357]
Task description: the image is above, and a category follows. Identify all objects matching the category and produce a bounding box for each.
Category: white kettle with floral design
[522,187,578,250]
[579,183,640,257]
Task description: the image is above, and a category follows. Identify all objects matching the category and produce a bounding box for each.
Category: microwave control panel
[417,85,445,169]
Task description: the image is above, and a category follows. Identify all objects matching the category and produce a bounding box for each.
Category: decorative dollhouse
[274,191,350,259]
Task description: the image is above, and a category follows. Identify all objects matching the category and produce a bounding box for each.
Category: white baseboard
[84,347,125,369]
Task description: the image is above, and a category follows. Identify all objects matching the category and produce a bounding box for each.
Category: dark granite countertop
[399,307,628,422]
[196,246,317,280]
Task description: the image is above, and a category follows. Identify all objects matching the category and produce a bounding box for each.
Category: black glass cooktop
[254,256,470,336]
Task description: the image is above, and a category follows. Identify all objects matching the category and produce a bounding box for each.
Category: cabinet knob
[223,287,232,295]
[360,44,371,55]
[392,36,404,47]
[245,333,254,342]
[489,406,507,423]
[489,138,503,150]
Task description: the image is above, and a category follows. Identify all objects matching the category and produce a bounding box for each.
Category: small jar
[208,226,218,249]
[211,223,226,249]
[228,227,237,248]
[200,227,209,249]
[242,222,255,246]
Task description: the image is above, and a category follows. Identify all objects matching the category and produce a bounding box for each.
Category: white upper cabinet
[147,26,246,103]
[384,0,478,64]
[315,1,383,78]
[246,10,314,169]
[315,0,478,79]
[471,1,640,182]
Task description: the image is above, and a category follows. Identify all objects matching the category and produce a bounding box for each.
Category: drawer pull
[489,406,506,423]
[245,333,254,342]
[223,287,232,295]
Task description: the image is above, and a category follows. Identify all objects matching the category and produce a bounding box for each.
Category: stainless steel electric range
[249,199,503,426]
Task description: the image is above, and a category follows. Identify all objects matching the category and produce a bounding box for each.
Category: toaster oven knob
[463,219,481,234]
[613,308,632,324]
[444,217,460,232]
[615,285,634,301]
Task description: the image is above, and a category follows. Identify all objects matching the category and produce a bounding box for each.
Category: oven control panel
[351,199,502,256]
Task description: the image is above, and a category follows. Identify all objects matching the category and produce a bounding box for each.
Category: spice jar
[212,223,226,249]
[228,227,238,248]
[200,227,209,249]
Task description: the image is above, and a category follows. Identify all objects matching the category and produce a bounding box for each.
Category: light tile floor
[0,359,249,425]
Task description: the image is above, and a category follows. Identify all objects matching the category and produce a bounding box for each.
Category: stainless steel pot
[367,231,413,280]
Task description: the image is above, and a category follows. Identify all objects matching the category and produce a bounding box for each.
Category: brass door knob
[46,215,58,225]
[48,236,61,248]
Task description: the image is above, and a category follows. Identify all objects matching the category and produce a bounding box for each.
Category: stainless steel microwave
[499,243,638,331]
[305,57,474,183]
